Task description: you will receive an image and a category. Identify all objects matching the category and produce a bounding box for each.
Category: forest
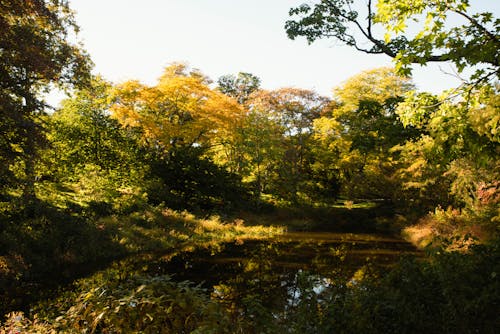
[1,0,499,333]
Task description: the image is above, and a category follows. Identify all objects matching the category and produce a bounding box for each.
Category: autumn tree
[313,68,416,200]
[110,64,248,210]
[0,0,90,204]
[247,88,329,202]
[110,63,243,154]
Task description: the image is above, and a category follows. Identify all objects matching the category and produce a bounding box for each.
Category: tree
[286,0,499,82]
[0,0,90,204]
[230,107,284,199]
[47,77,138,175]
[247,88,329,202]
[110,64,248,210]
[332,68,416,153]
[395,85,500,215]
[312,68,417,200]
[110,63,244,155]
[211,72,261,175]
[217,72,261,104]
[41,77,148,214]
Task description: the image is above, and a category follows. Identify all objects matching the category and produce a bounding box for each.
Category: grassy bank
[2,209,499,333]
[0,203,284,317]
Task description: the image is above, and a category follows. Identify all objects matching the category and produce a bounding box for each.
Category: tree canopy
[0,0,90,203]
[110,64,244,154]
[286,0,499,82]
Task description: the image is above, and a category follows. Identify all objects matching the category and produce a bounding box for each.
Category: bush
[27,272,233,334]
[318,240,500,333]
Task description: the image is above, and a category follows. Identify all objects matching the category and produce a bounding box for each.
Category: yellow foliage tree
[333,67,414,113]
[110,63,244,154]
[313,67,416,199]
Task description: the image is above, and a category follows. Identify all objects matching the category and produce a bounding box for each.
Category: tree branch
[367,0,373,36]
[333,2,398,58]
[452,9,500,45]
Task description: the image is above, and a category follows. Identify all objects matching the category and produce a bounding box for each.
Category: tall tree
[47,77,137,175]
[110,64,248,210]
[211,72,261,174]
[0,0,90,203]
[42,78,149,212]
[231,107,284,199]
[313,68,416,200]
[248,88,329,202]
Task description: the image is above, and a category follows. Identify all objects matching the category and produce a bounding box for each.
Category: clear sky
[48,0,499,105]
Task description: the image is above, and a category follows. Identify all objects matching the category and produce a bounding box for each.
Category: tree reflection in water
[148,233,418,329]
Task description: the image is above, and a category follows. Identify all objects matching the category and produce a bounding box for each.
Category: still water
[145,232,419,318]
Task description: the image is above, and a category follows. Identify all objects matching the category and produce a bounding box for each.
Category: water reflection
[146,232,418,322]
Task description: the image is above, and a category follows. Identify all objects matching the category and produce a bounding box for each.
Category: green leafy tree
[42,77,148,214]
[313,68,417,200]
[395,85,500,218]
[217,72,261,104]
[248,88,329,202]
[47,77,132,173]
[286,0,499,81]
[0,0,90,204]
[234,108,284,199]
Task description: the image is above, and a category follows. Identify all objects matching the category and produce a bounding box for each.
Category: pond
[2,229,422,332]
[142,231,420,321]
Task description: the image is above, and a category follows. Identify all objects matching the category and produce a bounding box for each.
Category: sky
[48,0,499,105]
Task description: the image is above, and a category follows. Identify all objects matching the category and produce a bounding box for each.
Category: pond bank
[1,202,415,325]
[9,203,498,334]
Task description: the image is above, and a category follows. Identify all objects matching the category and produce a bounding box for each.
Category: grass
[105,207,286,253]
[0,202,285,317]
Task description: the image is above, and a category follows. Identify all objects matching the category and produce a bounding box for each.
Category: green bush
[29,272,233,334]
[317,240,500,334]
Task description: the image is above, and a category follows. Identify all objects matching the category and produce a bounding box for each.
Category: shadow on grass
[0,200,284,318]
[0,199,130,316]
[237,200,399,234]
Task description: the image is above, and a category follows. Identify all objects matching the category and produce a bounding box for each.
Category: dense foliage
[1,0,499,332]
[0,0,90,205]
[286,0,499,81]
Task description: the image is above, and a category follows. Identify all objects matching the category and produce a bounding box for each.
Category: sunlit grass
[97,206,286,255]
[402,206,495,250]
[330,200,377,209]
